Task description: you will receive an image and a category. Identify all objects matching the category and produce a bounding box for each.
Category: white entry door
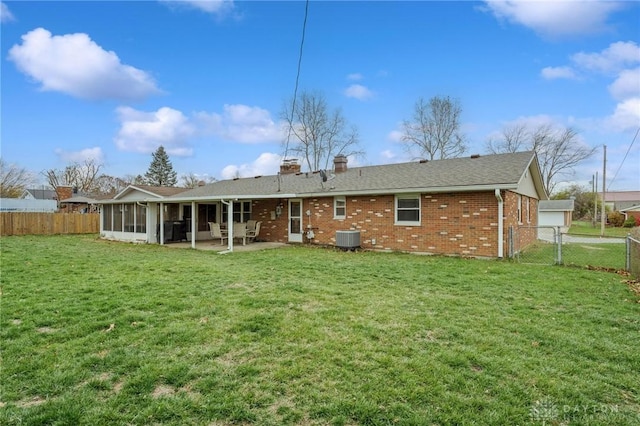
[288,199,303,243]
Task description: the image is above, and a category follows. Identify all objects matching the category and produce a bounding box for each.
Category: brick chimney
[334,155,348,173]
[280,159,301,175]
[55,186,73,202]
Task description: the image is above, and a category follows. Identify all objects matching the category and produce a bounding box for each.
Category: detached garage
[538,200,574,231]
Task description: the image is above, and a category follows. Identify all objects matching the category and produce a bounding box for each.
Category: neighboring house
[0,198,57,212]
[603,191,640,211]
[21,188,57,200]
[98,151,547,258]
[538,200,574,231]
[59,195,100,213]
[620,205,640,223]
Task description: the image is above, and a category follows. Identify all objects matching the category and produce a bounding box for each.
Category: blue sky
[2,0,639,192]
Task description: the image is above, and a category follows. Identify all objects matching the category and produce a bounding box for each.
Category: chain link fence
[510,226,630,272]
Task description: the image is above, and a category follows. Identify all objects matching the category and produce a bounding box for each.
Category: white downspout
[219,199,233,254]
[191,201,196,249]
[495,189,504,258]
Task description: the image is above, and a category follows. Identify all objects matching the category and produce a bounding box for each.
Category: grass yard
[518,241,627,270]
[1,235,639,425]
[568,221,633,238]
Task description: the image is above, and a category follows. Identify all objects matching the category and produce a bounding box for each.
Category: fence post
[556,227,562,265]
[508,226,514,258]
[627,234,631,272]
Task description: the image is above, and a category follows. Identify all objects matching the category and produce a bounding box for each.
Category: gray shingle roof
[24,189,57,200]
[539,200,574,211]
[173,151,537,200]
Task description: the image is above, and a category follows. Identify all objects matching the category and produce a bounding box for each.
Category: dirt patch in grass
[16,396,47,408]
[36,327,56,334]
[112,380,124,394]
[152,385,175,399]
[11,319,22,325]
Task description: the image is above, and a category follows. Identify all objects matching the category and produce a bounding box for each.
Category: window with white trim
[395,194,421,225]
[526,197,530,223]
[517,195,522,224]
[334,196,346,219]
[222,201,252,223]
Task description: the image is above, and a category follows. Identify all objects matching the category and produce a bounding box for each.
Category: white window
[517,195,522,224]
[334,196,346,219]
[222,201,252,223]
[395,194,420,225]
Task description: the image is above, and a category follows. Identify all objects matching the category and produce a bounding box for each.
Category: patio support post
[191,201,196,249]
[219,199,233,254]
[159,202,165,245]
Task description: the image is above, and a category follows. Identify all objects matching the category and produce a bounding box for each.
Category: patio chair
[247,221,261,242]
[233,222,247,246]
[209,222,228,245]
[246,220,257,234]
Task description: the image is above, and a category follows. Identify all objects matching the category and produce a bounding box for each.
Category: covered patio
[160,240,287,253]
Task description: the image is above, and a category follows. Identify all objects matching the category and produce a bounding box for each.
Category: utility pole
[600,145,606,237]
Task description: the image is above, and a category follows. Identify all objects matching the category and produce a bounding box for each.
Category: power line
[283,0,309,161]
[607,126,639,191]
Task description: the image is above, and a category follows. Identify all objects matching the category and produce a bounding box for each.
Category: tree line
[2,91,595,198]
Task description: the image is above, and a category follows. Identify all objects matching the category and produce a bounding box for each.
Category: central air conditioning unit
[336,230,360,249]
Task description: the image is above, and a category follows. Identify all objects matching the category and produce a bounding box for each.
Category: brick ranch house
[99,151,547,258]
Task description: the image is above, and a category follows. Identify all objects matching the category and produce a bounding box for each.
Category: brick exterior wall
[502,190,539,253]
[249,190,539,258]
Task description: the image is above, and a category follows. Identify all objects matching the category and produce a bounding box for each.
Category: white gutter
[218,199,233,254]
[495,189,504,258]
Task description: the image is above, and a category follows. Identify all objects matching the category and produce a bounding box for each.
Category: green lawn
[518,240,627,270]
[1,235,639,425]
[568,220,633,238]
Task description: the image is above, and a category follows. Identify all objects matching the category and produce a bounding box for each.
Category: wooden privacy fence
[0,212,100,236]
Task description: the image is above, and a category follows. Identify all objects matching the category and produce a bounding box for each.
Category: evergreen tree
[144,146,177,187]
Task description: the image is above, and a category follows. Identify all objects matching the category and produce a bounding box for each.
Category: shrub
[608,211,625,227]
[623,217,636,228]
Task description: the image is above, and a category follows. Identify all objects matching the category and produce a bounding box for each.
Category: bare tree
[43,159,103,194]
[282,91,361,172]
[180,173,215,188]
[93,174,130,195]
[0,158,37,197]
[401,96,467,160]
[485,123,596,195]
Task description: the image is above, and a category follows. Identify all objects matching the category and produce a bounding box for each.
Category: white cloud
[571,41,640,74]
[543,41,640,133]
[387,130,403,143]
[609,68,640,101]
[606,97,640,131]
[114,106,194,156]
[160,0,234,16]
[482,0,623,37]
[55,147,104,164]
[380,150,396,160]
[1,2,15,22]
[541,66,577,80]
[195,104,282,143]
[347,73,363,81]
[221,152,281,179]
[8,28,160,101]
[344,84,374,101]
